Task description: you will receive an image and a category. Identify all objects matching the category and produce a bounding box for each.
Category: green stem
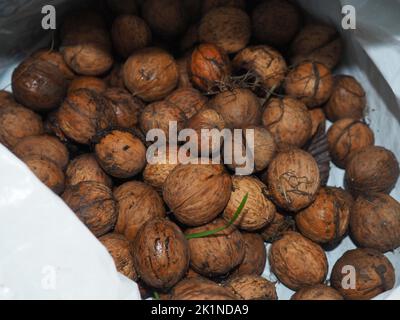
[185,193,249,240]
[153,291,160,300]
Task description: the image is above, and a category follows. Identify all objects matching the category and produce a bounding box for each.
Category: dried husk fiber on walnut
[330,248,395,300]
[269,231,328,291]
[62,181,117,237]
[114,181,166,241]
[185,218,245,277]
[224,275,277,300]
[223,176,276,231]
[291,284,344,300]
[266,149,321,212]
[350,193,400,253]
[345,146,400,196]
[163,162,232,226]
[99,233,137,281]
[132,218,189,291]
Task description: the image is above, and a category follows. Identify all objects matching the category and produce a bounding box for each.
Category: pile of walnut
[1,0,399,301]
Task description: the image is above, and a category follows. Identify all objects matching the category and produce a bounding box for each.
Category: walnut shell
[327,119,374,168]
[269,231,328,291]
[44,111,68,143]
[285,61,334,108]
[143,145,180,191]
[95,130,146,179]
[57,89,117,144]
[99,233,137,280]
[225,275,277,300]
[330,248,395,300]
[12,57,67,111]
[111,15,151,58]
[186,218,245,277]
[68,76,107,94]
[291,24,343,70]
[225,126,276,174]
[350,193,400,253]
[189,43,231,93]
[166,88,208,119]
[62,181,117,236]
[32,49,75,80]
[180,23,199,52]
[223,176,276,231]
[13,135,69,170]
[123,47,179,102]
[209,88,261,129]
[291,284,344,300]
[324,75,366,121]
[259,210,295,243]
[345,146,399,196]
[295,187,352,244]
[199,7,251,54]
[232,232,266,277]
[233,45,288,92]
[262,97,312,148]
[177,56,193,89]
[201,0,245,14]
[0,91,17,108]
[107,0,138,15]
[141,0,188,38]
[104,63,125,89]
[65,153,112,188]
[170,277,237,300]
[0,104,44,149]
[104,88,143,129]
[140,100,187,140]
[24,156,65,194]
[163,162,232,226]
[309,108,326,137]
[267,149,321,212]
[132,218,189,290]
[115,181,166,241]
[252,0,301,47]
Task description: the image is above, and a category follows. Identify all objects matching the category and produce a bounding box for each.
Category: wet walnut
[262,97,312,148]
[252,0,301,47]
[285,61,334,108]
[324,75,366,121]
[165,88,207,119]
[345,146,399,196]
[12,57,67,111]
[24,156,65,195]
[198,7,251,54]
[62,181,117,237]
[103,88,143,129]
[68,76,107,94]
[94,130,146,179]
[291,285,344,300]
[291,24,343,70]
[232,232,266,277]
[224,275,277,300]
[185,218,245,277]
[111,15,151,58]
[0,104,44,149]
[209,88,261,129]
[132,218,190,291]
[295,187,353,244]
[123,47,179,102]
[99,233,137,281]
[269,232,328,291]
[188,43,231,93]
[266,149,321,212]
[330,248,395,300]
[13,135,69,170]
[327,119,374,168]
[163,162,232,226]
[140,100,187,140]
[32,49,75,80]
[65,154,112,188]
[170,277,238,300]
[223,176,276,231]
[114,181,166,241]
[260,211,295,243]
[57,89,117,145]
[233,45,287,93]
[350,193,400,253]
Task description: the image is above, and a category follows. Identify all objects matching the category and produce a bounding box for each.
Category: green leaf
[185,193,249,240]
